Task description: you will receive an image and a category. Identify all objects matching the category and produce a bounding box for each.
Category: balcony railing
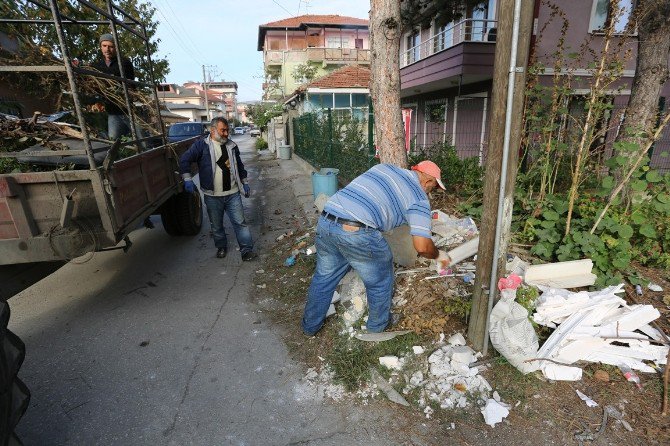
[401,19,497,68]
[264,47,371,64]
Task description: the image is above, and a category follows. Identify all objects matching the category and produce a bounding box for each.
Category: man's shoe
[216,248,227,258]
[241,251,258,261]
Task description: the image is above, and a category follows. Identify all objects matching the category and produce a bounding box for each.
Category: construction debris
[529,284,669,379]
[524,259,597,288]
[355,330,412,342]
[372,369,410,406]
[481,398,510,427]
[430,211,479,247]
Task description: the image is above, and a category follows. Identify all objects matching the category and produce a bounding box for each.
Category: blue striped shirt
[323,164,433,238]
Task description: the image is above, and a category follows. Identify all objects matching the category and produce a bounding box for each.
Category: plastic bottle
[618,364,642,389]
[635,284,643,296]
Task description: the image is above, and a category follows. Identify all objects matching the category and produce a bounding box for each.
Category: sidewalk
[261,149,322,225]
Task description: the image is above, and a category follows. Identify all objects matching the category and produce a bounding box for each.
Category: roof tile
[261,14,368,28]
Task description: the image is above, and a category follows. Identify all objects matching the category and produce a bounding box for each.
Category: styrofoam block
[541,363,583,381]
[525,260,597,288]
[446,237,479,266]
[448,332,467,346]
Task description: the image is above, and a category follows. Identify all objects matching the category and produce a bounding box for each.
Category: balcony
[400,18,497,95]
[402,19,497,68]
[264,47,371,66]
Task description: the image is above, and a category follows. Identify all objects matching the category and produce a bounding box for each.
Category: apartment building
[257,14,370,101]
[399,0,670,171]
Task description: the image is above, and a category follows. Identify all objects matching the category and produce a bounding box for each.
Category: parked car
[167,122,208,143]
[243,126,250,133]
[249,128,261,137]
[233,127,244,135]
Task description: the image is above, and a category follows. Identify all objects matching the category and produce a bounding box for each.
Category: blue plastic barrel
[311,168,339,199]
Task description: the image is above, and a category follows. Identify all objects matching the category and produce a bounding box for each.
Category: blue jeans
[302,216,394,335]
[108,113,143,141]
[108,114,131,140]
[203,193,253,254]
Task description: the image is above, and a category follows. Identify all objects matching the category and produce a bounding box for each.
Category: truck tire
[0,302,30,446]
[160,188,202,236]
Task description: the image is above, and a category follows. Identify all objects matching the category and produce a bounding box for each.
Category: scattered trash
[481,398,510,427]
[275,231,294,242]
[284,255,296,267]
[413,345,425,355]
[305,245,317,255]
[355,330,412,342]
[648,282,663,292]
[442,237,479,268]
[430,211,479,247]
[575,389,598,407]
[618,364,642,389]
[314,193,329,213]
[295,232,310,241]
[524,258,597,288]
[256,284,267,289]
[371,369,410,406]
[489,274,539,374]
[255,269,265,274]
[447,333,466,346]
[635,284,643,296]
[273,209,283,215]
[506,256,529,276]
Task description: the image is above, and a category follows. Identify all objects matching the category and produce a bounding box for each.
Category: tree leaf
[639,224,657,238]
[616,224,634,239]
[542,210,560,221]
[631,180,647,192]
[646,170,662,183]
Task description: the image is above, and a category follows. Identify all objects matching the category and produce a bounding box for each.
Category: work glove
[435,250,451,274]
[184,179,195,194]
[243,184,250,198]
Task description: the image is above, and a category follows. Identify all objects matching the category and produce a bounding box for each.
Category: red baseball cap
[411,160,446,190]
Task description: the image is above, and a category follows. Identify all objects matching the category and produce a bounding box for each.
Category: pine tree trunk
[615,0,670,188]
[370,0,407,167]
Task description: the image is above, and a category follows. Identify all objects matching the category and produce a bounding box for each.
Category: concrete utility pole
[467,0,535,352]
[202,65,210,121]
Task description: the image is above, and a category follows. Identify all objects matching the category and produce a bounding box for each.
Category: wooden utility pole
[369,0,407,167]
[468,0,535,351]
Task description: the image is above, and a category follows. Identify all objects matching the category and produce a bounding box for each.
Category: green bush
[409,143,484,196]
[255,137,268,150]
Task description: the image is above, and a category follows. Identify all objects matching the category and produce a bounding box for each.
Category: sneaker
[241,251,258,261]
[216,248,227,258]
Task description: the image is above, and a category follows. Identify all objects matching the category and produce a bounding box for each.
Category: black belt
[321,211,371,228]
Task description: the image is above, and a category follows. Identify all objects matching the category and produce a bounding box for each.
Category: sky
[150,0,371,102]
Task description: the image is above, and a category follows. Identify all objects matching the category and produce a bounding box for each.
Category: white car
[249,128,261,137]
[233,127,244,135]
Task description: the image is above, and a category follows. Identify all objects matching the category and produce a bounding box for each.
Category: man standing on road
[179,117,256,261]
[302,161,450,336]
[90,33,139,141]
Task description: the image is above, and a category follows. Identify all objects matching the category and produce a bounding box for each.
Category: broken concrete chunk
[575,389,598,407]
[326,304,336,317]
[412,345,425,355]
[448,333,467,346]
[481,398,510,427]
[379,355,402,370]
[524,259,597,288]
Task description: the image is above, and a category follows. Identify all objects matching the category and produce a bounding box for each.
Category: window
[352,94,368,107]
[326,37,349,48]
[307,93,333,109]
[406,30,420,64]
[425,100,446,123]
[590,0,635,33]
[433,22,452,53]
[355,38,363,49]
[334,94,350,108]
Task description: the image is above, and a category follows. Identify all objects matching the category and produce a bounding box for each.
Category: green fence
[292,109,377,184]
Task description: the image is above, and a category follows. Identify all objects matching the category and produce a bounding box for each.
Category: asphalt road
[8,135,424,446]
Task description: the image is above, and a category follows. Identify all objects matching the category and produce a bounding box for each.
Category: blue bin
[312,168,339,199]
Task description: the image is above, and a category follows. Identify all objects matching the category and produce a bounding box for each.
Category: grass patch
[326,330,423,391]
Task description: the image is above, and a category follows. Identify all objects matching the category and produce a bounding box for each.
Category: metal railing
[401,18,497,68]
[264,47,371,64]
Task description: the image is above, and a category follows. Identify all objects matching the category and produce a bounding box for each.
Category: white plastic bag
[489,285,539,374]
